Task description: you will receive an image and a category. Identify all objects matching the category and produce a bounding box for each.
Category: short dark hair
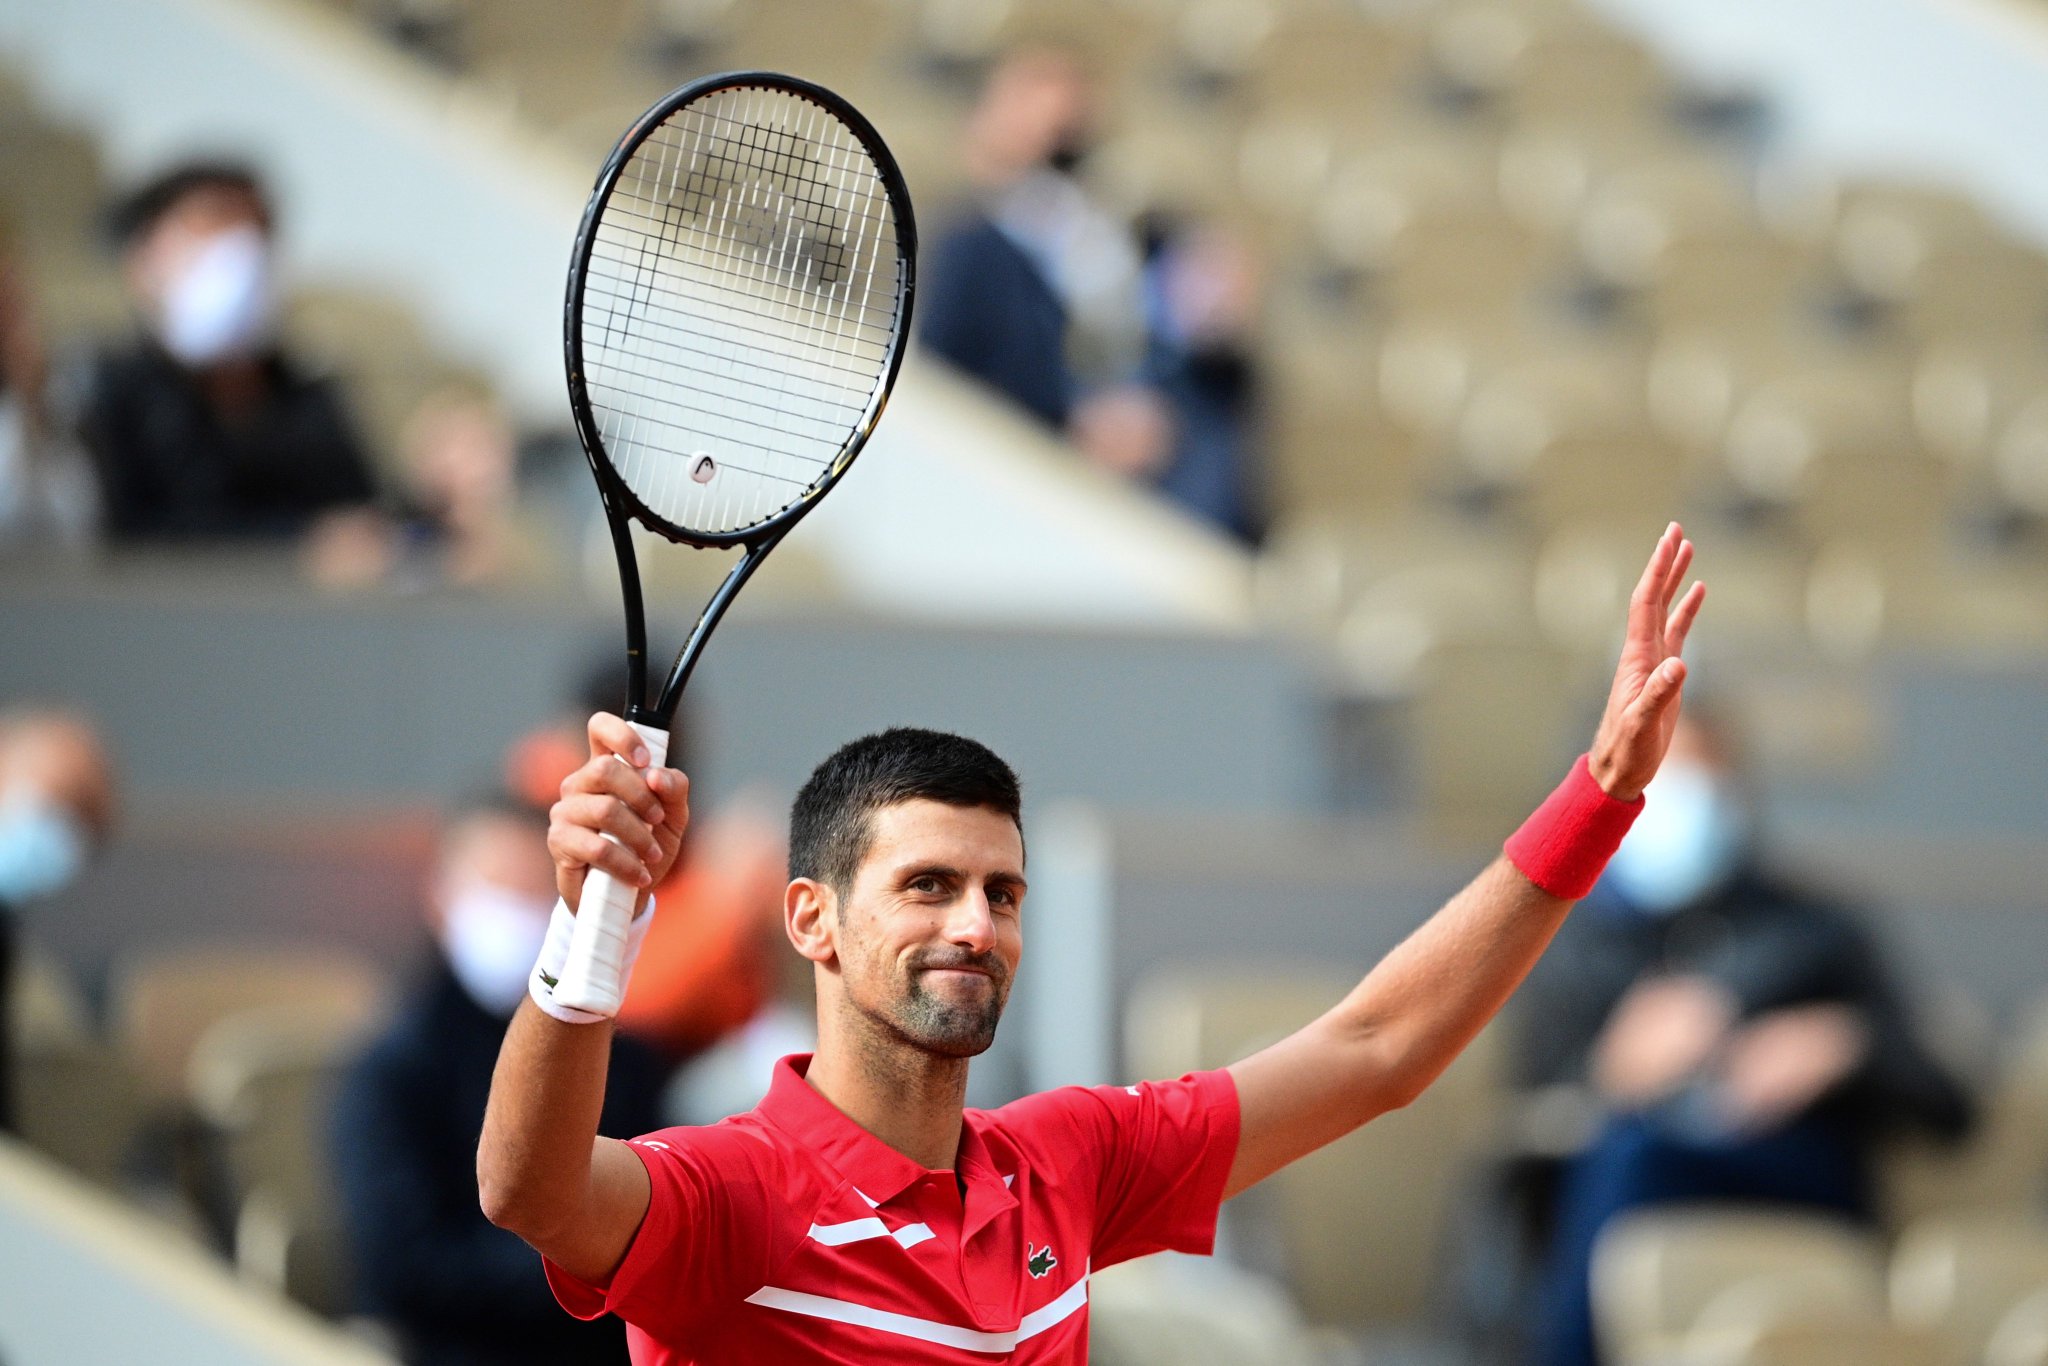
[790,729,1022,892]
[105,161,272,251]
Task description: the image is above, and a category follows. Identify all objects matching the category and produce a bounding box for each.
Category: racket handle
[552,720,669,1018]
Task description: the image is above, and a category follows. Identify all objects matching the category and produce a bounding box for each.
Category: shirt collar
[760,1053,928,1205]
[758,1053,1017,1226]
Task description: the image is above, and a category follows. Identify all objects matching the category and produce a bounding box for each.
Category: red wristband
[1504,754,1644,900]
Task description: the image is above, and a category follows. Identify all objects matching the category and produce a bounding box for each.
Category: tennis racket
[552,72,917,1015]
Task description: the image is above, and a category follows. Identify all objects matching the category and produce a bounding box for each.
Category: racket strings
[580,84,903,538]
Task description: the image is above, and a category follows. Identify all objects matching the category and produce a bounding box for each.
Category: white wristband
[530,896,656,1024]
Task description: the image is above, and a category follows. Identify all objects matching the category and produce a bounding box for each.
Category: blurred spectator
[0,709,114,1133]
[1506,708,1972,1366]
[919,47,1265,543]
[73,162,378,542]
[921,45,1133,428]
[305,386,557,592]
[331,795,668,1366]
[1141,221,1267,544]
[0,231,97,549]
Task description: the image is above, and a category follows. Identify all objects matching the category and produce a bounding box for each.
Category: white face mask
[1604,758,1748,915]
[439,881,552,1017]
[155,224,276,365]
[0,794,89,906]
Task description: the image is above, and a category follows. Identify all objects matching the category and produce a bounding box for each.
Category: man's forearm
[1328,857,1570,1114]
[1225,857,1572,1196]
[477,999,615,1239]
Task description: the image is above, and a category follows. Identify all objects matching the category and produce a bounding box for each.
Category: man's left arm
[1224,523,1706,1199]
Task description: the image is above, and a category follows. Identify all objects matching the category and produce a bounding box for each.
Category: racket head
[564,72,917,550]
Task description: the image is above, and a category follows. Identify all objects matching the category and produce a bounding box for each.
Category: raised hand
[1588,523,1706,802]
[548,712,690,913]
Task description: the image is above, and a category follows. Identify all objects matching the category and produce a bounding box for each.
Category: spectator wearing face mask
[0,709,115,1134]
[1503,706,1974,1366]
[330,795,669,1366]
[919,45,1135,432]
[918,48,1267,543]
[72,161,377,542]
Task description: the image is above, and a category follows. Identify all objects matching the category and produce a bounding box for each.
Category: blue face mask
[1604,758,1748,915]
[0,796,89,907]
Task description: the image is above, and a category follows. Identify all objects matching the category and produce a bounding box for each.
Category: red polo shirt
[546,1053,1240,1362]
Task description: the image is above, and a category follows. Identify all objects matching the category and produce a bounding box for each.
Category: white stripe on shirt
[743,1264,1090,1355]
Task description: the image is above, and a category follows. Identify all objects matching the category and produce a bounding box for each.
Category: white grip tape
[550,719,668,1017]
[532,897,656,1023]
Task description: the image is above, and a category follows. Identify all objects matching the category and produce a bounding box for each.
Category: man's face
[831,799,1025,1059]
[125,185,270,312]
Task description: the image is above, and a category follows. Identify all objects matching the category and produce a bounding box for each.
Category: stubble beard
[894,968,1007,1057]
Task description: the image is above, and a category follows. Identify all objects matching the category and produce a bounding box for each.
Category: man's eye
[911,875,943,894]
[989,887,1017,908]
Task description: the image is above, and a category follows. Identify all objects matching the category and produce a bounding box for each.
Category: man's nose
[943,890,996,954]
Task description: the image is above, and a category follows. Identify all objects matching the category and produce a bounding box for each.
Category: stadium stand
[5,0,2048,1362]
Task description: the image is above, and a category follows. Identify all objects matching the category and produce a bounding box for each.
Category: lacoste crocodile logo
[1026,1244,1058,1279]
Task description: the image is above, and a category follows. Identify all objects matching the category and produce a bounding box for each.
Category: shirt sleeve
[999,1070,1241,1270]
[543,1125,776,1341]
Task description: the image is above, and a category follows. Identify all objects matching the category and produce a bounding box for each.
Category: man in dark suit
[332,796,670,1365]
[1512,709,1973,1366]
[918,49,1265,543]
[75,162,377,542]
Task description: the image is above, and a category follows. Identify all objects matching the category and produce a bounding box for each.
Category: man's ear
[786,877,837,966]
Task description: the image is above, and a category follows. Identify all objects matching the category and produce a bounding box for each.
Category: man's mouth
[921,966,992,983]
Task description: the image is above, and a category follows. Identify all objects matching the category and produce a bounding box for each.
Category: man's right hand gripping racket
[551,73,916,1016]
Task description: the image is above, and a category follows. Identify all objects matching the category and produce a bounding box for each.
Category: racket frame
[562,70,917,730]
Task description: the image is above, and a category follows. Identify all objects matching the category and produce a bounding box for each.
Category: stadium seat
[1572,158,1756,299]
[1890,1214,2048,1366]
[1087,105,1247,222]
[1909,337,2048,473]
[1445,345,1647,502]
[1525,432,1689,538]
[186,1006,364,1223]
[1685,1315,1944,1366]
[1494,122,1705,239]
[910,0,1158,88]
[188,1005,365,1315]
[1381,211,1555,322]
[1265,312,1425,512]
[112,947,382,1107]
[1087,1254,1338,1366]
[1643,231,1822,336]
[1714,357,1918,514]
[235,1185,354,1321]
[1424,0,1666,128]
[11,940,89,1043]
[1241,10,1427,115]
[1826,182,2048,339]
[1992,395,2048,523]
[668,0,902,91]
[1589,1206,1888,1366]
[1313,514,1536,692]
[1506,30,1671,132]
[1989,1287,2048,1366]
[10,946,146,1190]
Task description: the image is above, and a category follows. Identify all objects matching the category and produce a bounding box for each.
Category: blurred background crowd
[3,0,2048,1364]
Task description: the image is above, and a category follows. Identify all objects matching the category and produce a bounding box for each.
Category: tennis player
[480,524,1705,1363]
